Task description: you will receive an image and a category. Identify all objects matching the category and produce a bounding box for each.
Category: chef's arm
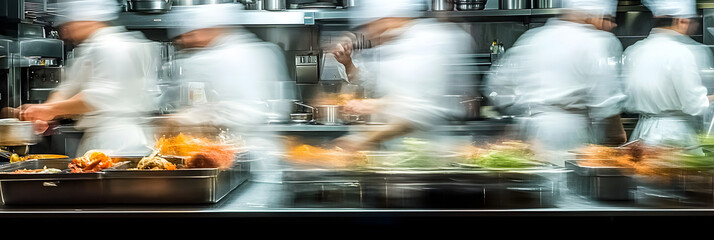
[44,92,92,117]
[44,90,71,104]
[708,95,714,102]
[362,120,416,146]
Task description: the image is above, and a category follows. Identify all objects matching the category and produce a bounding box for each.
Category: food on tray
[389,137,448,168]
[460,140,544,169]
[8,166,62,174]
[68,150,114,173]
[287,144,367,169]
[135,156,177,170]
[9,154,68,163]
[576,142,676,177]
[154,133,236,169]
[185,144,235,169]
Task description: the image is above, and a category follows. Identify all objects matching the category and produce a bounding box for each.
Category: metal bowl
[128,0,173,13]
[0,118,40,146]
[454,0,487,11]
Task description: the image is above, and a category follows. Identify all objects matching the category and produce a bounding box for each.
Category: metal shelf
[117,4,714,29]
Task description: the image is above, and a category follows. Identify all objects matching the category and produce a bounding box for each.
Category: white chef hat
[52,0,121,27]
[643,0,697,18]
[563,0,618,17]
[167,3,244,39]
[348,0,427,29]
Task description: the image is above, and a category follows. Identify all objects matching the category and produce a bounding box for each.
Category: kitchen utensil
[314,105,346,125]
[454,0,487,10]
[499,0,529,9]
[533,0,562,8]
[0,118,40,146]
[265,0,286,10]
[128,0,173,13]
[432,0,454,11]
[290,113,313,123]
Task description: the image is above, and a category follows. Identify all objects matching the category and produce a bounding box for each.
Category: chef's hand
[19,104,57,122]
[32,120,50,135]
[332,41,354,67]
[1,107,21,118]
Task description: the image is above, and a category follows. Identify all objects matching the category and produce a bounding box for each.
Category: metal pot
[243,0,265,10]
[533,0,562,9]
[290,112,313,123]
[454,0,487,10]
[499,0,529,9]
[314,105,346,125]
[0,118,40,146]
[264,0,286,10]
[128,0,173,13]
[442,95,483,121]
[462,97,483,121]
[432,0,454,11]
[267,99,300,123]
[342,0,357,8]
[173,0,232,5]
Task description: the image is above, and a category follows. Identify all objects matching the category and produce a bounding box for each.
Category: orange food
[576,143,675,178]
[155,133,236,169]
[286,144,367,169]
[69,150,114,173]
[185,144,235,169]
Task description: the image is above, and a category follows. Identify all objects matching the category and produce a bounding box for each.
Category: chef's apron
[518,108,591,166]
[630,112,703,155]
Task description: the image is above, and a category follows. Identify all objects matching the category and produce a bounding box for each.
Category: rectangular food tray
[0,154,251,205]
[565,159,636,201]
[102,156,249,204]
[0,158,105,205]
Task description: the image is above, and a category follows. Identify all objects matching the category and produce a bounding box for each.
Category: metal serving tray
[102,155,250,204]
[0,158,105,205]
[282,167,561,209]
[565,159,636,201]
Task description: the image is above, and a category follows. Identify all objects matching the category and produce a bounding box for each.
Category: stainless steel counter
[0,176,713,230]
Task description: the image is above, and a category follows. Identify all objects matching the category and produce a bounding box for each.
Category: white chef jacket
[165,29,290,182]
[622,28,711,149]
[55,26,160,157]
[168,29,289,129]
[485,18,625,158]
[355,18,473,130]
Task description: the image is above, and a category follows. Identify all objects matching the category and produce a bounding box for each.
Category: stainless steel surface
[267,99,300,123]
[499,0,529,9]
[295,55,319,84]
[264,0,286,10]
[128,0,173,13]
[432,0,454,11]
[0,155,250,205]
[565,160,636,201]
[0,118,40,146]
[173,0,233,5]
[25,67,62,103]
[0,159,103,205]
[244,0,265,10]
[342,0,356,8]
[454,0,487,10]
[533,0,562,9]
[313,105,345,125]
[290,112,313,123]
[103,156,250,204]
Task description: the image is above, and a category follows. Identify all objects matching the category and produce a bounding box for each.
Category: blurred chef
[19,0,160,157]
[331,0,473,151]
[485,0,625,164]
[162,4,289,162]
[622,0,714,151]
